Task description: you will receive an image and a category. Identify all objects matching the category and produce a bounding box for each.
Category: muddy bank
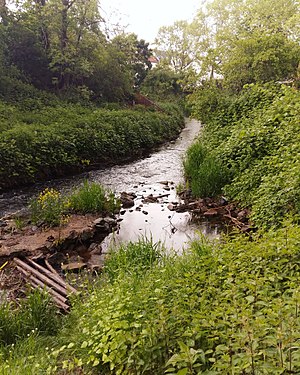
[0,214,118,266]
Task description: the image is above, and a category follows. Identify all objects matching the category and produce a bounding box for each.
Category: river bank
[0,102,184,191]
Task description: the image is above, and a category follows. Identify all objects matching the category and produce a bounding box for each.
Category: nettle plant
[40,224,300,374]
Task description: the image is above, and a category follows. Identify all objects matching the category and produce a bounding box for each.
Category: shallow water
[0,118,221,250]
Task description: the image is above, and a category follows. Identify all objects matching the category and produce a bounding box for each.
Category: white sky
[100,0,200,43]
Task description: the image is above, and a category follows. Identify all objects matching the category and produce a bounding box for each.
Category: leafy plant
[187,82,300,227]
[29,188,69,227]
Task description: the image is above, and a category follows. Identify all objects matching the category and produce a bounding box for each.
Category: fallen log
[15,265,69,310]
[14,258,69,297]
[27,258,77,294]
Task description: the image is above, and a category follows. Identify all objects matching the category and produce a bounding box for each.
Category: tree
[204,0,300,89]
[155,20,198,73]
[110,33,152,89]
[140,66,183,100]
[222,31,300,91]
[46,0,105,89]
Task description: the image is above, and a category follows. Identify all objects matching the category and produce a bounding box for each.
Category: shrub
[41,223,300,374]
[187,82,300,227]
[0,101,184,189]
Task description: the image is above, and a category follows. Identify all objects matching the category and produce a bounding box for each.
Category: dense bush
[3,223,299,373]
[186,83,300,228]
[0,102,184,190]
[2,219,300,374]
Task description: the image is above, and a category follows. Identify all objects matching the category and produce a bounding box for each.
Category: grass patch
[69,181,120,214]
[104,238,164,281]
[29,181,120,227]
[0,289,62,347]
[184,140,230,197]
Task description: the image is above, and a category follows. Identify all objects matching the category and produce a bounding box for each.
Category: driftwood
[14,257,77,310]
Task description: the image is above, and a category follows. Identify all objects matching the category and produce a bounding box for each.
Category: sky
[100,0,200,43]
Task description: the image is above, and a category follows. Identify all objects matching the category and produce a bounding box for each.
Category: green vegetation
[183,141,230,197]
[2,226,300,373]
[69,181,120,215]
[0,102,184,190]
[0,289,61,347]
[104,238,163,282]
[29,182,120,227]
[186,83,300,228]
[30,188,70,227]
[1,0,300,373]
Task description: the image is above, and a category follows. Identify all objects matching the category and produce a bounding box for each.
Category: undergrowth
[29,181,120,227]
[3,225,300,373]
[186,83,300,228]
[0,101,184,190]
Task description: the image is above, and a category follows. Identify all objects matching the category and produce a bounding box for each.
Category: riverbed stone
[120,192,136,208]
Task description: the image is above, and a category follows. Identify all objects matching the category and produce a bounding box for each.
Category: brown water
[0,118,221,251]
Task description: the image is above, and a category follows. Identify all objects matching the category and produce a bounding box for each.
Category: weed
[29,188,69,227]
[69,180,120,214]
[104,237,164,281]
[184,141,230,197]
[0,289,62,346]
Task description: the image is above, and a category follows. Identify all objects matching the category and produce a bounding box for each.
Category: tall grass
[29,181,120,227]
[69,180,120,214]
[183,140,230,197]
[0,289,62,346]
[104,237,164,281]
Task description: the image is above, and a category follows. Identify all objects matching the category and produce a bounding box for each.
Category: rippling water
[0,118,221,250]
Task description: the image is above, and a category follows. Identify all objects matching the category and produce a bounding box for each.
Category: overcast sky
[100,0,200,43]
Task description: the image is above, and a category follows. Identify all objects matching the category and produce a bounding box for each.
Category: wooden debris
[14,257,78,311]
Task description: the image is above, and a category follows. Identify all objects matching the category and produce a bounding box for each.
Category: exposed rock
[0,214,119,263]
[167,203,175,211]
[143,194,159,203]
[61,261,87,271]
[120,192,136,208]
[203,208,218,217]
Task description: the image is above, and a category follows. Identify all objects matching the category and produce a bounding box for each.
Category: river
[0,118,220,251]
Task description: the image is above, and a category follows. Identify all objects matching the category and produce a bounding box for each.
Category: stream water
[0,118,221,251]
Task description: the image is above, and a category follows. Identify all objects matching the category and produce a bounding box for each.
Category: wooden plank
[16,265,68,304]
[27,258,77,294]
[14,258,68,297]
[16,265,69,310]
